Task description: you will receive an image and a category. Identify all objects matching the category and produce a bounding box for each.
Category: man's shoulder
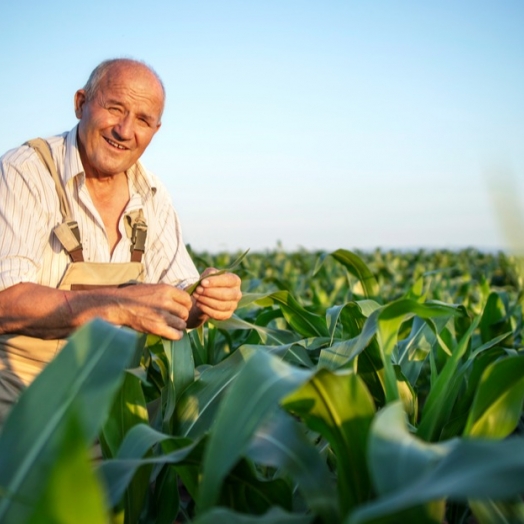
[1,131,69,167]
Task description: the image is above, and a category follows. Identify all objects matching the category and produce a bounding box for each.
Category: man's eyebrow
[137,111,155,122]
[137,111,160,125]
[103,98,125,108]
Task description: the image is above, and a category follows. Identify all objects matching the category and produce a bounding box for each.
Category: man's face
[74,65,163,178]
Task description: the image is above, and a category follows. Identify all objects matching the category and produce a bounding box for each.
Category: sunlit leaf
[464,355,524,438]
[0,320,137,524]
[282,368,376,517]
[349,403,524,524]
[27,411,109,524]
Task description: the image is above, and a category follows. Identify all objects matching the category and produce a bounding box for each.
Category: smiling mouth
[104,137,128,150]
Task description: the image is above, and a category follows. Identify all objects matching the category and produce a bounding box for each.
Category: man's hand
[188,268,242,327]
[109,283,193,340]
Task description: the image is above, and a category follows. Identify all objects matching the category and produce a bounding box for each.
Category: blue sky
[1,1,523,253]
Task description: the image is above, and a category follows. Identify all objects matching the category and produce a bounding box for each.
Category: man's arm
[187,270,242,329]
[0,282,193,340]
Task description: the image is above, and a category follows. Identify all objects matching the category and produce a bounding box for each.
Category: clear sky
[1,1,523,253]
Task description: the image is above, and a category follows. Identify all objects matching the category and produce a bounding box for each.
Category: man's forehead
[98,73,164,111]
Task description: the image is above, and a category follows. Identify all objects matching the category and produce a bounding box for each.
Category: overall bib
[0,139,147,428]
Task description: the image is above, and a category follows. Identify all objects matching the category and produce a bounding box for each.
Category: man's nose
[114,113,134,139]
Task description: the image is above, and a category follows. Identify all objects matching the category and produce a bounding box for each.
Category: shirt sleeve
[0,152,55,291]
[143,180,200,288]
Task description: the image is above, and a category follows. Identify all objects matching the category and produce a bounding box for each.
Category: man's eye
[108,106,122,114]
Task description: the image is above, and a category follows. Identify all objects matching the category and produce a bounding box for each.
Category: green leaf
[192,506,314,524]
[197,349,310,512]
[165,333,195,399]
[480,291,512,344]
[268,290,330,338]
[376,299,464,403]
[219,458,293,514]
[247,410,339,523]
[101,371,149,458]
[417,317,479,442]
[214,315,299,346]
[150,465,180,524]
[281,368,376,517]
[174,345,256,438]
[99,423,200,505]
[370,404,446,492]
[161,333,195,432]
[463,355,524,438]
[27,410,109,524]
[242,341,317,369]
[0,319,137,524]
[99,371,151,524]
[470,499,524,524]
[318,337,361,371]
[325,307,384,372]
[329,249,380,300]
[326,300,380,343]
[348,403,524,524]
[350,401,449,524]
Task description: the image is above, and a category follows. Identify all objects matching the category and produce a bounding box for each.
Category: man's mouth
[104,137,128,150]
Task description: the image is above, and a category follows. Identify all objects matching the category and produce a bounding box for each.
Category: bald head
[83,59,165,115]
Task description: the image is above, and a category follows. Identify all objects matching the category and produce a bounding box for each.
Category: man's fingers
[199,272,241,289]
[116,283,193,337]
[192,272,242,322]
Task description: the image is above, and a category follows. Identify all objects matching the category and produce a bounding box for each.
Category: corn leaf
[247,410,339,523]
[377,299,464,403]
[281,368,376,517]
[330,249,380,300]
[463,354,524,438]
[173,345,256,438]
[98,423,200,505]
[197,349,310,512]
[192,506,314,524]
[99,371,150,524]
[27,411,109,524]
[348,403,524,524]
[0,319,137,524]
[417,317,480,441]
[470,499,524,524]
[266,290,330,338]
[214,314,299,345]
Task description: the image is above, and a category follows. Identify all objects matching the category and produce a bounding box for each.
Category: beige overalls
[0,138,147,428]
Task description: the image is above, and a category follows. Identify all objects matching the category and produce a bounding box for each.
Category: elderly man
[0,58,242,426]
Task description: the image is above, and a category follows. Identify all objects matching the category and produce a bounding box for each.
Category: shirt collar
[63,125,157,198]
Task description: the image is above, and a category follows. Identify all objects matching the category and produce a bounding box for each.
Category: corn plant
[0,248,523,523]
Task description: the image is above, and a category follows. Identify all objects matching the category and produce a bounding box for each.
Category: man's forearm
[0,282,109,339]
[0,282,192,341]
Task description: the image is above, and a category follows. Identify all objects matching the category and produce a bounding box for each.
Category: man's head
[74,58,165,179]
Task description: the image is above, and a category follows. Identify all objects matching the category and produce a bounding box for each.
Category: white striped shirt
[0,126,199,290]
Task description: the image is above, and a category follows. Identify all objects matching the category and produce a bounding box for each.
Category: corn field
[0,247,523,524]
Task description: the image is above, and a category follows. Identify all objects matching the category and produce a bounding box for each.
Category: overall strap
[25,138,84,262]
[124,209,148,263]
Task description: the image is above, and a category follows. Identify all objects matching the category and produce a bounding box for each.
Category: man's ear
[74,90,87,119]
